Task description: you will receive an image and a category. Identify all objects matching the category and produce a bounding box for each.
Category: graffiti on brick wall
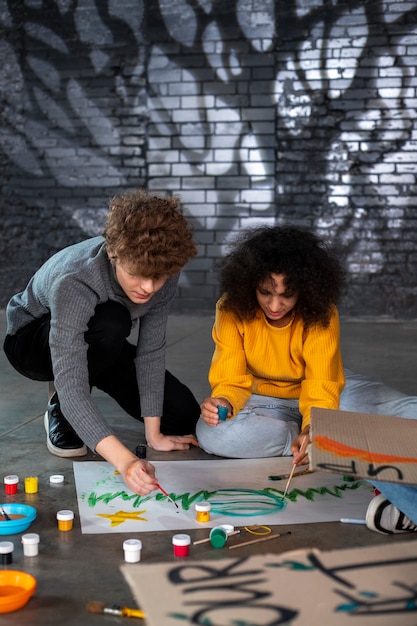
[0,0,146,232]
[148,0,417,290]
[1,1,417,314]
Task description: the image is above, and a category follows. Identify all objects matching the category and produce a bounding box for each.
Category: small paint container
[210,526,228,549]
[172,533,191,557]
[4,475,19,495]
[123,539,142,563]
[220,524,235,535]
[0,541,14,565]
[24,476,38,494]
[57,509,74,531]
[217,405,228,421]
[49,474,64,486]
[195,501,211,523]
[21,533,40,557]
[135,444,147,459]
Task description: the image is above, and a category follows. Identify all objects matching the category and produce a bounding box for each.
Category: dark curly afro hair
[219,225,345,329]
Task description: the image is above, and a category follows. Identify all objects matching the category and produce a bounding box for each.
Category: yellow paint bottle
[24,476,38,494]
[195,501,211,523]
[57,509,74,531]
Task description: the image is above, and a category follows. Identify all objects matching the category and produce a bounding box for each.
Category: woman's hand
[290,428,310,466]
[200,397,232,427]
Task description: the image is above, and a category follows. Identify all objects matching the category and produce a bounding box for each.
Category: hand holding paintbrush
[141,468,178,508]
[283,434,309,498]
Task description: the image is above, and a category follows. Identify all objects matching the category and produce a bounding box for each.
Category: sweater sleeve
[298,306,345,430]
[209,304,253,415]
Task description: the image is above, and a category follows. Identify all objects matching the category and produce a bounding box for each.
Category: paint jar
[0,541,14,565]
[217,405,228,421]
[172,534,191,557]
[220,524,235,535]
[21,533,40,557]
[210,526,228,549]
[49,474,64,486]
[135,444,147,459]
[24,476,38,494]
[195,501,211,523]
[4,475,19,495]
[57,509,74,531]
[123,539,142,563]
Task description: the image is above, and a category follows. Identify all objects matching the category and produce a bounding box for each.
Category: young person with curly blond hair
[4,189,199,495]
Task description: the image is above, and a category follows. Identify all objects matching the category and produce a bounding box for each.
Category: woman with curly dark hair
[198,225,417,536]
[4,189,199,496]
[197,225,345,463]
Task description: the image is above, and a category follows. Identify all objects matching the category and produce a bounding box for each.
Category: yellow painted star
[96,509,148,527]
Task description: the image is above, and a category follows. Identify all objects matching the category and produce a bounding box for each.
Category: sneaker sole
[365,495,391,534]
[44,411,88,458]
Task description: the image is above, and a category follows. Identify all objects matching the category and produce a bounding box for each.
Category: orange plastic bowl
[0,570,36,613]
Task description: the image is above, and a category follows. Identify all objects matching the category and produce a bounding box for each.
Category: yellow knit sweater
[209,301,345,431]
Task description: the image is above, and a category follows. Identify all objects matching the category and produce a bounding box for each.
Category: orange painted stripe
[314,435,417,464]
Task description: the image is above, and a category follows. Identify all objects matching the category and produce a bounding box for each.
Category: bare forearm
[143,416,163,447]
[95,435,157,494]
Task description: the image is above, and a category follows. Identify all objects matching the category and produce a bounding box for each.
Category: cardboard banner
[310,407,417,485]
[121,541,417,626]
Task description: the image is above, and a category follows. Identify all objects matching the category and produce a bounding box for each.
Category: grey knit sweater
[6,236,179,451]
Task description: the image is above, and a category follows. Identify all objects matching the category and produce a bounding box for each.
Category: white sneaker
[366,494,417,535]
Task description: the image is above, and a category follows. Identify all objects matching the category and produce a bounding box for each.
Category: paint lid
[172,534,191,547]
[195,502,211,512]
[123,539,142,552]
[4,475,19,484]
[135,444,147,459]
[56,510,74,521]
[210,527,228,548]
[21,533,40,545]
[220,524,235,534]
[49,474,64,484]
[0,541,14,554]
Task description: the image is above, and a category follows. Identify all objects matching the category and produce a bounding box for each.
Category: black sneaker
[44,393,87,457]
[366,493,417,535]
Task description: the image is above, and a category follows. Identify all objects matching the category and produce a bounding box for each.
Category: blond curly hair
[103,189,197,277]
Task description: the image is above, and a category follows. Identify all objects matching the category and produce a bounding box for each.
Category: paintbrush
[0,506,11,521]
[141,468,178,509]
[229,530,292,549]
[283,435,308,498]
[87,601,145,619]
[155,481,179,509]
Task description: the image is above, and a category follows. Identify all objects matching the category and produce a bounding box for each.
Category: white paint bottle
[123,539,142,563]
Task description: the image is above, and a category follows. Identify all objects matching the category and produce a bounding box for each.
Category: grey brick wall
[1,0,417,317]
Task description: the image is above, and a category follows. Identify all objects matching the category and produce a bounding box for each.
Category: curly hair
[219,225,345,328]
[103,189,197,277]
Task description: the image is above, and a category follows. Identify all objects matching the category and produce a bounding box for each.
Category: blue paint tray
[0,504,37,535]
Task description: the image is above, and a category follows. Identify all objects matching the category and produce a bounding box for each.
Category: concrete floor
[1,310,417,625]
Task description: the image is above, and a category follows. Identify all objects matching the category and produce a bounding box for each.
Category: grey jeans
[196,369,417,459]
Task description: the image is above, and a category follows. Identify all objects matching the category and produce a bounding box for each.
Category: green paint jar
[209,526,228,548]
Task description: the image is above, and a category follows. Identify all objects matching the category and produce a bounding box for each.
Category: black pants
[3,301,200,435]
